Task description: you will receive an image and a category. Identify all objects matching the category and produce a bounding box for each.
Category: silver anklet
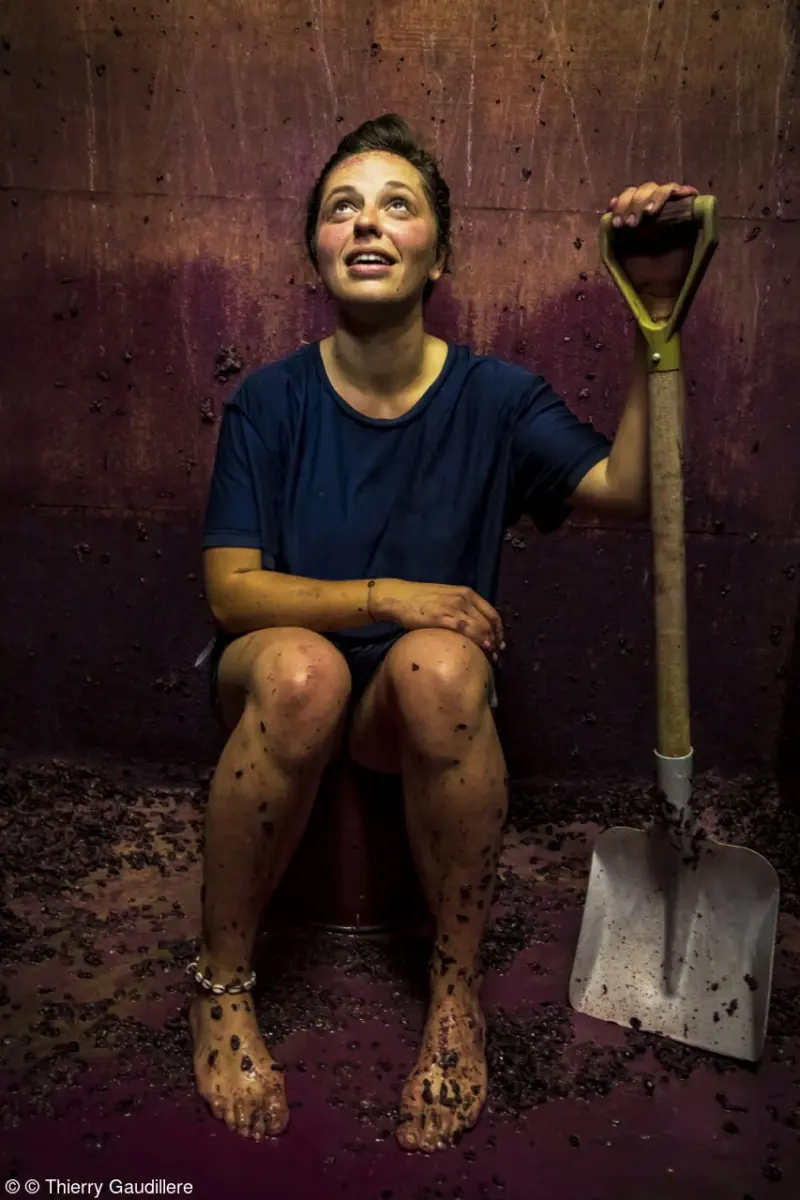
[186,958,256,996]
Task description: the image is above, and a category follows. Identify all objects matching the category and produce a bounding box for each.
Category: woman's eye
[329,196,408,215]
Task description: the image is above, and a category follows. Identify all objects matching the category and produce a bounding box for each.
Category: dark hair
[304,113,452,303]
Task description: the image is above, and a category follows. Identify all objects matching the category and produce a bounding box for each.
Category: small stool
[270,758,430,933]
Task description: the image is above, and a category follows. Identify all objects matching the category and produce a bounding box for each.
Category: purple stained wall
[0,2,798,785]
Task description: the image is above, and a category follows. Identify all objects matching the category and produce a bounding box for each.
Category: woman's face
[314,151,444,311]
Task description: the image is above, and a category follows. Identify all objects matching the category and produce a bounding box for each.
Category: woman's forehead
[323,151,422,196]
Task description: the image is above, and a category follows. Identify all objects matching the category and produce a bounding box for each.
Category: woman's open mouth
[345,250,396,277]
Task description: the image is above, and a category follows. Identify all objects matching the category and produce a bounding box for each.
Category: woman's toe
[397,1125,417,1150]
[233,1098,251,1136]
[265,1099,288,1136]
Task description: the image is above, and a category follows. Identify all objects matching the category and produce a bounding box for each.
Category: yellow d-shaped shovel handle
[598,195,720,372]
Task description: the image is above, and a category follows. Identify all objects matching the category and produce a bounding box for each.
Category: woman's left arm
[568,179,698,518]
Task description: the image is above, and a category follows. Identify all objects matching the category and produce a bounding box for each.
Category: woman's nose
[354,206,380,234]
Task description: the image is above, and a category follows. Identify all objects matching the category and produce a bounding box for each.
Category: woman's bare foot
[189,991,289,1141]
[396,983,487,1152]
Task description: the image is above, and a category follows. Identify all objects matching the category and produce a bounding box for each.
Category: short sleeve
[202,391,282,565]
[509,376,611,533]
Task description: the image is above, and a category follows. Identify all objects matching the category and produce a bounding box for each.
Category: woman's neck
[326,305,431,399]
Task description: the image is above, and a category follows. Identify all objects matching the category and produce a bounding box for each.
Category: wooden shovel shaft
[649,368,692,758]
[602,194,719,762]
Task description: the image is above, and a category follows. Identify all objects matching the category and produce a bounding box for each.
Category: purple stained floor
[1,761,798,1200]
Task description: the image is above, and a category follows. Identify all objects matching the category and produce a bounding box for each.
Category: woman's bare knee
[386,630,491,729]
[218,628,351,746]
[248,633,350,711]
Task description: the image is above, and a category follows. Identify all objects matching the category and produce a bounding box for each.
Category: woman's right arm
[204,547,505,653]
[204,547,376,634]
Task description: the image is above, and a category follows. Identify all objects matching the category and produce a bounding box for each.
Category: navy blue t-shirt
[202,340,610,640]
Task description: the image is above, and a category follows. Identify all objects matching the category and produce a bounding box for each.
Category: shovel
[568,195,780,1063]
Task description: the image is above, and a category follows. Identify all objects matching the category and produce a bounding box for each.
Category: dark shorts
[205,628,500,729]
[207,628,406,728]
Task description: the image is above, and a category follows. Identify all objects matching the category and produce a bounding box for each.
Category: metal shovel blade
[568,825,780,1061]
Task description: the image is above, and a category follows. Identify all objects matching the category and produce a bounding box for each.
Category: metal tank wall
[0,1,797,783]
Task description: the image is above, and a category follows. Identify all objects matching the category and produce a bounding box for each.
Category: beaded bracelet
[186,958,256,996]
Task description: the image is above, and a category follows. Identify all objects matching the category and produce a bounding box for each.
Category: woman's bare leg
[190,627,350,1141]
[349,629,507,1152]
